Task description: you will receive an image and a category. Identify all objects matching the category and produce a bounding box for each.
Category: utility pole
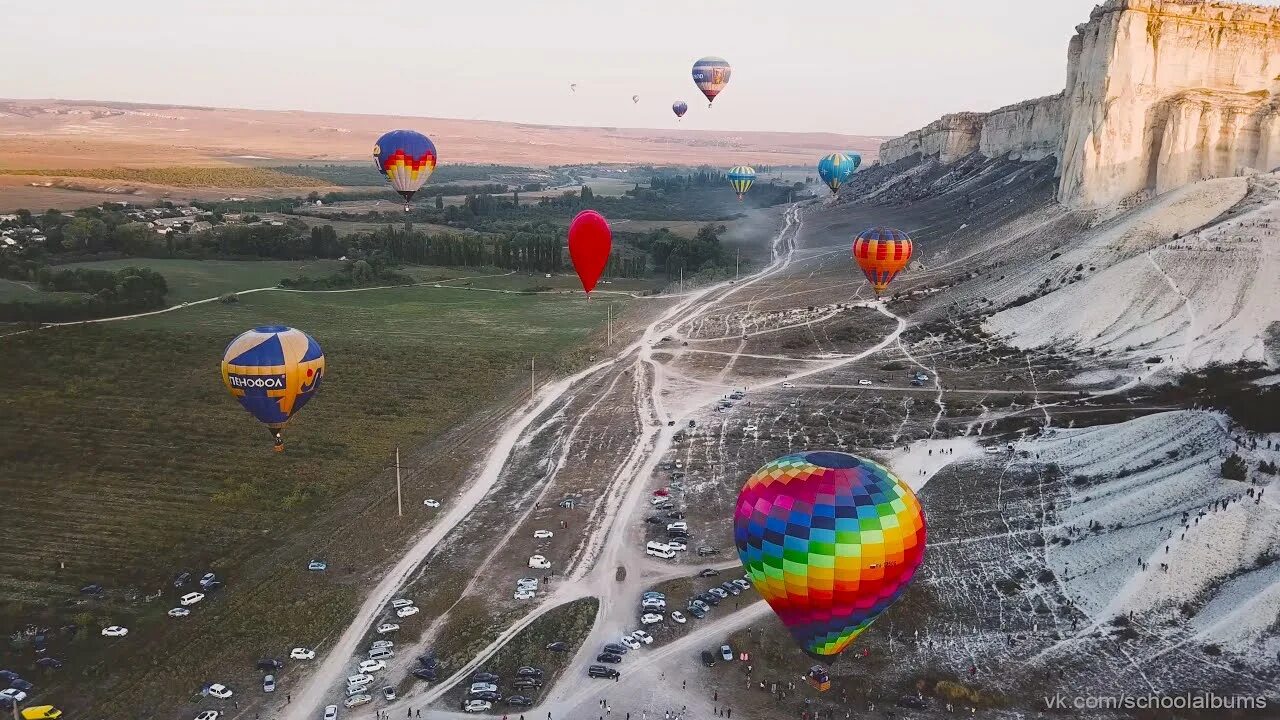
[530,356,536,401]
[679,266,684,294]
[607,303,613,347]
[735,248,740,281]
[395,446,403,518]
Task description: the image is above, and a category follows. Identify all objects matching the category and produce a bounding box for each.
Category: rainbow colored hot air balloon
[853,227,913,296]
[221,326,325,452]
[734,451,926,657]
[727,165,756,200]
[373,129,438,210]
[692,56,732,107]
[818,152,857,194]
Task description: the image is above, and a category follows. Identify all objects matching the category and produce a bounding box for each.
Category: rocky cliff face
[1059,0,1280,208]
[876,0,1280,210]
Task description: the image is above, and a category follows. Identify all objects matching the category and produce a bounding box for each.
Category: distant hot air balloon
[692,56,732,107]
[845,152,863,173]
[632,95,640,104]
[852,227,913,296]
[727,165,756,200]
[817,152,856,194]
[570,83,578,94]
[221,326,325,453]
[735,451,926,658]
[373,129,438,211]
[672,100,688,119]
[568,210,612,294]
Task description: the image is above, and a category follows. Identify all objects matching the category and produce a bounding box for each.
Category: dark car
[0,698,14,712]
[545,641,568,652]
[0,671,17,683]
[666,511,685,519]
[645,516,665,525]
[721,582,741,596]
[698,568,719,577]
[697,547,719,557]
[513,678,543,689]
[515,666,542,678]
[602,643,628,655]
[474,691,503,702]
[472,672,500,683]
[688,606,706,619]
[173,572,192,587]
[36,657,63,671]
[596,653,623,664]
[412,668,437,681]
[666,530,689,539]
[256,658,284,671]
[701,650,717,667]
[588,665,620,679]
[80,584,104,595]
[9,679,33,692]
[418,654,438,668]
[508,696,534,707]
[702,594,721,606]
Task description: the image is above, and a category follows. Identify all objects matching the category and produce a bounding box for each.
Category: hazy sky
[3,0,1265,136]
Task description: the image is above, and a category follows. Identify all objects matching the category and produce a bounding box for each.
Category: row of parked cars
[342,598,423,706]
[461,665,543,713]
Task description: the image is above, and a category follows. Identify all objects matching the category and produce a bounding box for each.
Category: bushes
[1221,453,1248,482]
[0,266,169,322]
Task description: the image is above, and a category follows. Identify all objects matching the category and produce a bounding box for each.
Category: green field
[0,276,623,717]
[54,258,349,302]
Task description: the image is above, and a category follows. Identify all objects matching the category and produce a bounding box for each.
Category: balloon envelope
[692,56,732,105]
[672,100,688,118]
[845,152,863,173]
[818,153,856,194]
[373,130,438,203]
[852,227,913,295]
[727,165,756,200]
[735,451,927,657]
[568,210,612,294]
[221,326,325,451]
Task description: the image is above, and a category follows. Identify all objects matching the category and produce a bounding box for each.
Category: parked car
[721,582,741,596]
[391,599,414,609]
[347,674,374,686]
[469,682,498,695]
[370,640,393,650]
[620,636,640,650]
[671,611,687,624]
[528,555,551,570]
[180,592,205,606]
[743,425,758,432]
[168,607,190,618]
[195,712,219,720]
[368,647,393,661]
[395,605,420,618]
[697,547,719,557]
[207,683,233,699]
[412,668,437,681]
[263,675,276,693]
[463,700,492,713]
[256,659,284,671]
[290,647,316,660]
[603,643,628,655]
[668,540,688,551]
[641,597,666,610]
[698,568,719,577]
[640,613,663,625]
[708,587,729,599]
[382,686,396,701]
[35,658,62,670]
[101,626,128,637]
[307,560,327,572]
[701,650,717,666]
[515,589,536,601]
[587,665,619,679]
[513,678,542,689]
[858,379,872,386]
[732,579,751,590]
[472,672,500,683]
[473,691,502,702]
[545,641,568,652]
[533,530,553,539]
[508,696,534,707]
[781,382,794,389]
[9,680,32,692]
[376,623,399,634]
[0,672,16,683]
[345,695,371,708]
[632,630,653,644]
[323,706,338,720]
[423,499,441,508]
[80,584,103,596]
[173,572,192,587]
[358,660,385,674]
[645,515,665,525]
[596,653,622,664]
[0,691,26,704]
[721,644,733,661]
[515,666,543,678]
[199,573,217,588]
[641,591,665,600]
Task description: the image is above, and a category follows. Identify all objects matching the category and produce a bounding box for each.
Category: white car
[195,712,220,720]
[640,613,663,625]
[358,659,386,674]
[423,499,441,508]
[370,640,394,650]
[345,694,372,708]
[620,636,641,650]
[858,379,872,386]
[207,683,233,699]
[323,706,338,720]
[376,623,399,634]
[464,701,492,713]
[290,647,316,660]
[671,611,687,624]
[668,540,688,551]
[529,555,551,569]
[632,630,654,644]
[514,589,536,601]
[667,522,688,532]
[391,598,414,609]
[743,425,758,432]
[517,577,539,588]
[533,530,554,539]
[0,690,27,703]
[641,597,666,610]
[168,607,190,618]
[469,682,498,695]
[180,591,205,606]
[650,496,669,506]
[102,625,128,637]
[781,382,794,389]
[346,673,374,686]
[396,605,420,618]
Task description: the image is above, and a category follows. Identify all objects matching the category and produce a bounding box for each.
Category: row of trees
[0,266,168,323]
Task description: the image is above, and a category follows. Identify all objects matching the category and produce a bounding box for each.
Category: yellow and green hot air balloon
[727,165,756,201]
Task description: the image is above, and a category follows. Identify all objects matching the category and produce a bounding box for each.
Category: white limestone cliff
[979,94,1065,162]
[879,113,986,166]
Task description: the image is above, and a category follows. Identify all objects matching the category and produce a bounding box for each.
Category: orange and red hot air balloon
[852,227,913,295]
[568,210,611,295]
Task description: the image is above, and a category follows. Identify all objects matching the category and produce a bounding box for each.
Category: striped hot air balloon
[817,152,856,194]
[852,227,913,295]
[373,129,438,211]
[221,326,325,452]
[692,56,732,107]
[727,165,756,200]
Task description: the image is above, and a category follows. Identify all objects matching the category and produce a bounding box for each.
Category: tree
[1221,453,1248,482]
[580,185,594,201]
[435,195,444,210]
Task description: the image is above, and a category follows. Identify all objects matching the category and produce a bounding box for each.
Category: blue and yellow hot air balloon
[727,165,756,200]
[845,152,863,174]
[374,129,438,211]
[221,326,325,452]
[818,152,857,194]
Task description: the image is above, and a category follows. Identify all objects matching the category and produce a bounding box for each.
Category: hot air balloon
[570,83,578,94]
[568,210,612,294]
[692,56,731,107]
[672,100,688,119]
[632,95,640,104]
[373,130,438,211]
[735,451,926,658]
[221,326,325,452]
[853,227,913,296]
[817,153,856,194]
[727,165,756,200]
[844,152,863,173]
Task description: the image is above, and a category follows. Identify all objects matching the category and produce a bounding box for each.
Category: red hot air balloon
[568,210,611,294]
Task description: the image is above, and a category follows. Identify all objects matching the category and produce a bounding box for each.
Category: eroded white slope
[987,175,1280,371]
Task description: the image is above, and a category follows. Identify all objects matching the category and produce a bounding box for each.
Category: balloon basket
[806,665,831,692]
